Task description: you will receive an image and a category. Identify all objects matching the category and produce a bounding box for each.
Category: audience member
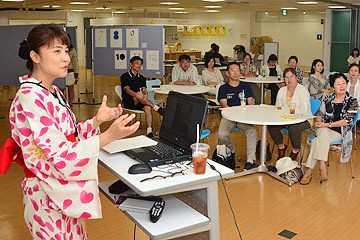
[64,34,78,107]
[347,48,360,66]
[204,43,224,66]
[202,57,224,94]
[300,73,358,185]
[218,62,257,170]
[120,56,164,137]
[171,54,198,85]
[261,54,282,105]
[347,63,360,104]
[268,68,312,161]
[240,53,261,104]
[307,59,331,100]
[288,56,303,85]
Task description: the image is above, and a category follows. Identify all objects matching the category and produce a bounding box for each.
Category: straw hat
[276,157,299,175]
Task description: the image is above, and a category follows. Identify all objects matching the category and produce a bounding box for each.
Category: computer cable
[207,162,243,240]
[133,224,136,240]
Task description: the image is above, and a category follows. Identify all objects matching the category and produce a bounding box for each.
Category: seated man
[171,54,198,85]
[218,62,257,170]
[121,56,164,137]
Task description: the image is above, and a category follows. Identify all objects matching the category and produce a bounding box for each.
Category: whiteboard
[264,42,279,63]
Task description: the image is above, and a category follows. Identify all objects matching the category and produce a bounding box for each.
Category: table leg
[260,83,264,104]
[207,181,220,240]
[229,125,292,186]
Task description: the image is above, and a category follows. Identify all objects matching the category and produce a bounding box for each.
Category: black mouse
[128,163,152,174]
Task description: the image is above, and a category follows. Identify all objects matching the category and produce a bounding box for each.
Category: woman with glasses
[5,24,139,239]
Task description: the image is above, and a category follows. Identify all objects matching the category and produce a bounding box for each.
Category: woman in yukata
[5,24,140,239]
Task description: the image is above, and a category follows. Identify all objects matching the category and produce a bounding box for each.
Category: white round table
[240,76,284,104]
[221,105,311,186]
[152,85,210,95]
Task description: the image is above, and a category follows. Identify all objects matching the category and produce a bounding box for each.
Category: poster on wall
[114,50,127,69]
[95,29,107,47]
[146,50,159,70]
[130,50,143,59]
[126,28,139,48]
[181,25,226,38]
[110,29,122,48]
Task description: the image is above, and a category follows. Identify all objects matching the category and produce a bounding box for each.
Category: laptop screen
[159,91,208,151]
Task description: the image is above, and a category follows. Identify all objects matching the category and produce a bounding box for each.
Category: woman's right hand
[99,114,140,149]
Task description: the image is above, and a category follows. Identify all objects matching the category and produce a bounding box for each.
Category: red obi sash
[0,133,76,178]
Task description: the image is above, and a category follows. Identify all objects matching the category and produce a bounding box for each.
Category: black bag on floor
[212,145,235,170]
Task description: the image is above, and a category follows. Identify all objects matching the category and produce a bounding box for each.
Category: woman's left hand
[94,95,123,128]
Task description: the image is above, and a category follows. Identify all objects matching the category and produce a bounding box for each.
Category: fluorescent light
[206,10,220,12]
[204,5,222,8]
[95,7,111,10]
[297,1,318,4]
[169,7,185,10]
[202,0,224,2]
[1,0,24,2]
[281,7,298,10]
[303,11,306,14]
[71,9,85,12]
[113,11,125,13]
[175,11,188,13]
[328,6,346,9]
[43,5,60,8]
[70,2,89,5]
[265,12,268,15]
[160,2,179,5]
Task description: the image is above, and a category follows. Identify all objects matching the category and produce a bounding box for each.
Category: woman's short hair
[348,63,360,73]
[267,54,278,63]
[283,67,297,78]
[243,53,252,61]
[205,57,215,68]
[310,59,324,74]
[19,24,70,72]
[288,56,298,63]
[329,73,348,88]
[351,48,359,57]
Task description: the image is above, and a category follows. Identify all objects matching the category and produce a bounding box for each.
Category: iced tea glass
[190,143,209,175]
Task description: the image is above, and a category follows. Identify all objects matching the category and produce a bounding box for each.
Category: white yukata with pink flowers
[9,75,102,240]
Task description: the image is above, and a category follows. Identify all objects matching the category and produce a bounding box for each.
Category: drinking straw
[196,123,199,153]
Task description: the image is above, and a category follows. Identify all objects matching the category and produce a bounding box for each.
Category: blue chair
[305,112,359,178]
[146,79,162,105]
[200,129,211,141]
[280,99,322,161]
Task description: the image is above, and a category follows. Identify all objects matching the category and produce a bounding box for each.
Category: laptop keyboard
[148,141,183,159]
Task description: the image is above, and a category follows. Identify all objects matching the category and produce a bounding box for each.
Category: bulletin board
[92,26,164,78]
[0,25,76,88]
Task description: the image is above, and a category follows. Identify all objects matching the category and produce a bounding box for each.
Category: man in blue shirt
[218,62,257,170]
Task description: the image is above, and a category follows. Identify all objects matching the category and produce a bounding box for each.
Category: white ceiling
[0,0,358,14]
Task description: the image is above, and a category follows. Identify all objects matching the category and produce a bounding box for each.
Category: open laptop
[123,91,208,167]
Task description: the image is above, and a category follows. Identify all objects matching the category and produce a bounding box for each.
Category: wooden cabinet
[165,51,202,61]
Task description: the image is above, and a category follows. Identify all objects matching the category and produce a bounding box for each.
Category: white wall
[261,21,325,70]
[166,12,251,58]
[323,9,332,71]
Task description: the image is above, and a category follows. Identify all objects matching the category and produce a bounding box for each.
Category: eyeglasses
[140,170,185,183]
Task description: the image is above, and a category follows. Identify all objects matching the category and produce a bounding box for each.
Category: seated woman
[347,48,360,66]
[202,57,224,95]
[240,53,261,104]
[347,63,360,104]
[268,68,312,161]
[261,54,282,105]
[300,73,358,185]
[308,59,331,100]
[288,55,303,85]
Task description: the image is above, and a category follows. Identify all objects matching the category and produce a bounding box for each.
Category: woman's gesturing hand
[99,114,140,149]
[94,95,123,128]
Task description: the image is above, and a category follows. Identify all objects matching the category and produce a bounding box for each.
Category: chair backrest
[215,82,225,102]
[323,71,331,77]
[310,99,321,115]
[146,79,161,104]
[115,86,122,101]
[352,112,359,128]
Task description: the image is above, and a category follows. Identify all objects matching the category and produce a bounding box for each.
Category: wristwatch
[329,123,332,128]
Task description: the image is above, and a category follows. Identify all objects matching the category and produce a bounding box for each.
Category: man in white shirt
[171,54,199,85]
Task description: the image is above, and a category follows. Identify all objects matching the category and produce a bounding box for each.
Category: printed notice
[110,29,122,48]
[126,28,139,48]
[114,50,127,69]
[146,50,159,70]
[129,50,143,59]
[95,29,107,47]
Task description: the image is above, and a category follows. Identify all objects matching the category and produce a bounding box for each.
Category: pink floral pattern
[11,75,102,239]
